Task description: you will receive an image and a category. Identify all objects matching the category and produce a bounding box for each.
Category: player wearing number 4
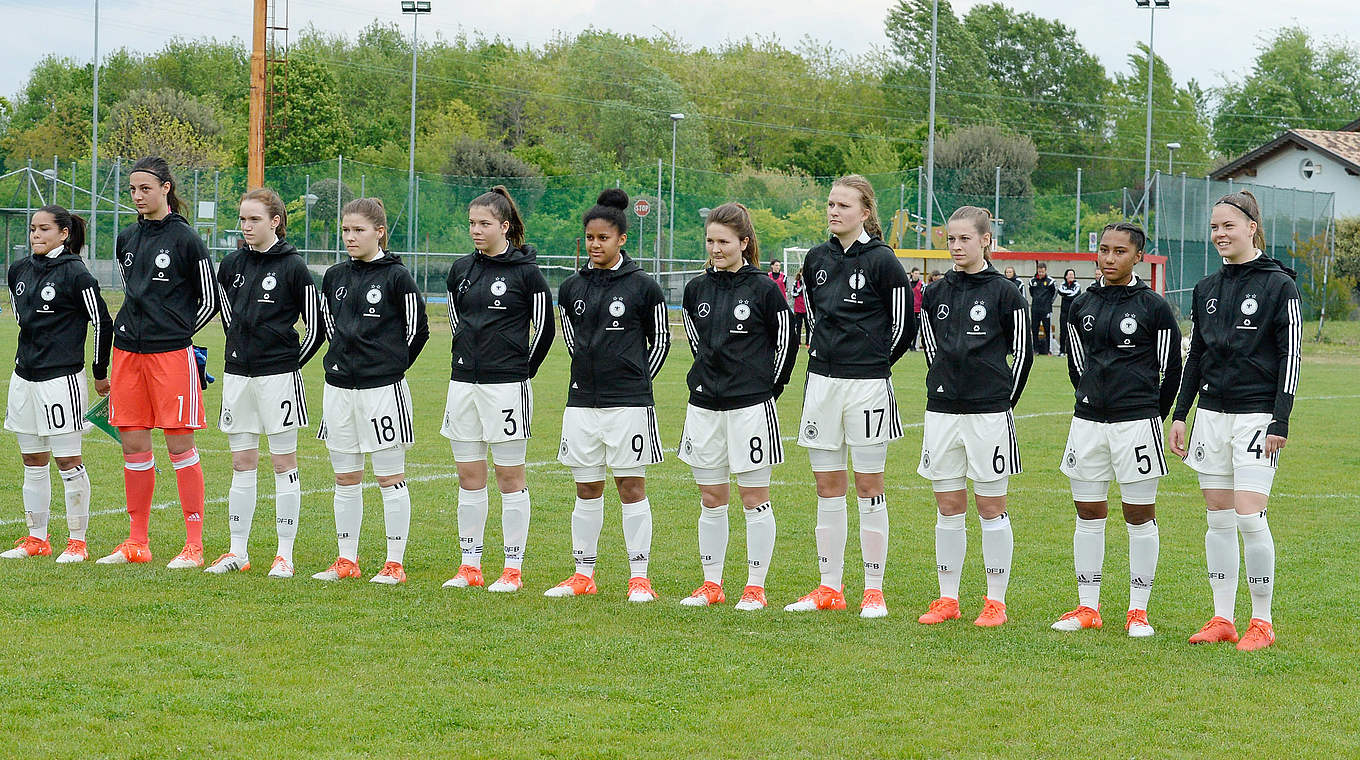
[548,189,670,602]
[1052,223,1181,638]
[3,206,112,563]
[313,198,429,585]
[677,203,798,610]
[916,206,1032,627]
[207,189,324,578]
[786,175,915,618]
[1169,190,1301,652]
[441,187,553,593]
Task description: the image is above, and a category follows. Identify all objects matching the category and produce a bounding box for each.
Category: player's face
[706,222,748,272]
[29,211,65,255]
[129,171,170,219]
[946,220,989,273]
[468,204,509,255]
[239,199,279,250]
[1210,204,1257,261]
[827,186,869,237]
[342,213,384,261]
[584,218,625,269]
[1097,230,1143,285]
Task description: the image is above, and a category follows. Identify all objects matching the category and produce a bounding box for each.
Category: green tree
[265,56,354,165]
[102,89,225,167]
[882,0,998,127]
[1107,44,1212,190]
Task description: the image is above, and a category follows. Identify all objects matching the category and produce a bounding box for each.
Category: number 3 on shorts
[501,408,517,437]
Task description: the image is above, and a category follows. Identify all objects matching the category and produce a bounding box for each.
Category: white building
[1211,118,1360,218]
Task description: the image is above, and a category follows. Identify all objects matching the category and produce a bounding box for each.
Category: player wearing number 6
[1052,223,1181,638]
[313,198,429,585]
[440,187,553,593]
[1168,190,1301,652]
[676,203,798,610]
[548,189,670,602]
[207,189,324,578]
[3,206,112,563]
[915,206,1032,628]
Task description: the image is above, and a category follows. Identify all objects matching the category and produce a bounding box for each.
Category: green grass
[1,304,1357,759]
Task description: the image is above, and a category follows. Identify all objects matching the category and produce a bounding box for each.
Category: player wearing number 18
[313,198,430,585]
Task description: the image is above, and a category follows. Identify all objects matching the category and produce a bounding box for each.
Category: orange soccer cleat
[371,561,407,585]
[55,539,88,564]
[441,564,486,589]
[544,572,598,598]
[95,539,152,565]
[1188,616,1239,645]
[1051,605,1103,632]
[311,556,362,581]
[974,597,1008,627]
[918,596,961,625]
[734,585,767,611]
[0,536,52,559]
[679,581,725,607]
[487,568,523,593]
[783,585,847,612]
[626,576,658,603]
[860,589,888,619]
[1235,619,1275,652]
[1125,609,1155,638]
[166,543,204,570]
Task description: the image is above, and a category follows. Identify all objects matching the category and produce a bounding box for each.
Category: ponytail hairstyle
[129,156,184,215]
[705,202,761,268]
[1100,221,1147,253]
[831,174,883,239]
[241,187,288,239]
[948,205,994,258]
[36,205,86,256]
[470,185,525,249]
[583,188,629,234]
[1214,189,1267,250]
[342,197,390,250]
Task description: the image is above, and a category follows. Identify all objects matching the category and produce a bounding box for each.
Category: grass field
[1,300,1358,759]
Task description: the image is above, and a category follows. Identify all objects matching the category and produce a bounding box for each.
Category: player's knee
[575,480,605,500]
[615,476,646,503]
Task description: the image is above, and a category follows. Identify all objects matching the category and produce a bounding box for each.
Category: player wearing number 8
[3,206,112,564]
[915,206,1032,628]
[313,198,429,585]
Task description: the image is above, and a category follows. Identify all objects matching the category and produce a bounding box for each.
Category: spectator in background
[1029,262,1056,355]
[909,267,925,351]
[1003,266,1025,295]
[768,259,787,300]
[1057,268,1082,356]
[791,266,809,346]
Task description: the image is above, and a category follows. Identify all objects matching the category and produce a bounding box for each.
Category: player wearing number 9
[207,188,325,578]
[1052,223,1181,638]
[915,206,1033,628]
[3,205,112,564]
[313,198,429,585]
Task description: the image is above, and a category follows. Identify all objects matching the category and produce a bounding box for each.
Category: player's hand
[1168,420,1187,458]
[94,378,112,397]
[1264,434,1286,456]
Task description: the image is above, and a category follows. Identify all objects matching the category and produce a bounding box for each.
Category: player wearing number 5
[1169,190,1301,652]
[1052,223,1181,638]
[440,187,553,593]
[207,189,324,578]
[916,206,1032,628]
[548,189,670,603]
[313,198,429,585]
[3,206,111,563]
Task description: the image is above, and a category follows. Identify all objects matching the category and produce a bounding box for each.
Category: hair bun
[596,188,629,210]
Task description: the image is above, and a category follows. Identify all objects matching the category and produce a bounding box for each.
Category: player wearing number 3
[313,198,429,584]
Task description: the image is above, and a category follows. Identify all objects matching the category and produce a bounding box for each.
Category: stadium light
[669,113,685,261]
[402,0,432,255]
[1166,142,1181,174]
[1136,0,1169,222]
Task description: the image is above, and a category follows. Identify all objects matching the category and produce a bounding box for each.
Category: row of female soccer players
[5,159,1299,650]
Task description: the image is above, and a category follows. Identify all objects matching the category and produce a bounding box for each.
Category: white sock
[621,498,652,579]
[274,469,301,562]
[858,494,889,591]
[334,483,363,561]
[697,504,729,585]
[744,502,775,588]
[1074,516,1106,609]
[457,486,489,568]
[935,511,966,600]
[571,495,604,576]
[1238,510,1274,623]
[381,481,411,564]
[22,465,50,540]
[59,466,90,541]
[815,495,848,589]
[228,469,257,558]
[1205,509,1239,621]
[980,512,1013,604]
[501,488,530,571]
[1127,519,1159,612]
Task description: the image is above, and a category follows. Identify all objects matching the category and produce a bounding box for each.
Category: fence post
[112,158,120,257]
[1074,167,1081,253]
[336,155,344,254]
[193,170,200,230]
[916,166,923,249]
[1203,176,1210,277]
[213,170,221,250]
[25,159,33,230]
[655,158,663,274]
[71,160,77,208]
[1179,172,1186,298]
[304,173,311,250]
[51,155,59,201]
[993,166,1001,221]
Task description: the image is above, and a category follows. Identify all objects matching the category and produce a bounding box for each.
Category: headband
[1215,198,1259,223]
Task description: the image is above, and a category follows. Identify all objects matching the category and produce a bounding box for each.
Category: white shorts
[15,431,84,457]
[1185,409,1277,494]
[678,400,783,476]
[219,371,308,436]
[317,380,415,455]
[917,410,1021,482]
[6,371,90,438]
[798,373,902,450]
[440,379,533,444]
[558,406,663,473]
[1060,417,1168,485]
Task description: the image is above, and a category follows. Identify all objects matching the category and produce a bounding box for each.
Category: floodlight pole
[90,0,99,260]
[402,1,431,255]
[1137,0,1169,220]
[669,113,684,261]
[924,0,939,249]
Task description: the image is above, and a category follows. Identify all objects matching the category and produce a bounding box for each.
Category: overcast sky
[3,0,1356,99]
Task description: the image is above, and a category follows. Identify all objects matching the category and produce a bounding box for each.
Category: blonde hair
[705,202,760,268]
[831,174,882,238]
[342,197,390,250]
[948,205,993,256]
[1215,189,1267,250]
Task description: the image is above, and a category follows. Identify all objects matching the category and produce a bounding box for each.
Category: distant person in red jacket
[909,266,925,351]
[791,266,809,346]
[768,259,787,299]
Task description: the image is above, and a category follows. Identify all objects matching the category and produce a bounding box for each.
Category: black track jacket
[8,247,113,381]
[919,265,1033,414]
[216,238,323,376]
[113,213,218,354]
[446,244,554,383]
[319,252,429,390]
[1066,277,1182,422]
[803,232,913,379]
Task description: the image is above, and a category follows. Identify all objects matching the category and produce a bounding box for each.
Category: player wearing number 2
[313,198,429,585]
[548,189,670,603]
[440,186,553,593]
[915,206,1032,628]
[1052,223,1181,638]
[207,189,324,578]
[3,206,112,563]
[676,203,797,610]
[1169,190,1301,652]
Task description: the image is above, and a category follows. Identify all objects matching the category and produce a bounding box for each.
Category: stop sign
[634,199,651,217]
